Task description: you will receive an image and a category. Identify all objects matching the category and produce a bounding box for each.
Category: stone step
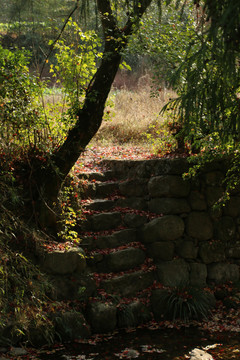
[90,211,123,231]
[40,248,87,276]
[101,158,189,177]
[81,179,149,202]
[116,300,152,329]
[78,158,190,202]
[79,170,116,182]
[119,178,148,197]
[87,299,152,334]
[115,197,147,211]
[82,197,149,214]
[78,209,148,234]
[80,181,120,199]
[78,210,125,232]
[96,182,120,198]
[83,199,115,211]
[101,159,145,177]
[99,270,155,297]
[80,229,137,251]
[92,247,146,273]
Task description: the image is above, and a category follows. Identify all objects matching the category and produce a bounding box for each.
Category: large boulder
[49,274,97,301]
[87,302,117,333]
[123,213,148,228]
[54,311,91,341]
[96,229,137,249]
[128,158,189,178]
[42,248,86,275]
[85,199,114,211]
[176,240,198,259]
[91,212,122,231]
[147,241,174,261]
[148,175,190,198]
[101,247,145,272]
[199,242,225,264]
[152,158,189,175]
[215,216,236,242]
[119,179,148,197]
[114,229,137,243]
[140,215,185,243]
[101,271,154,297]
[189,263,207,287]
[117,301,151,328]
[9,348,28,357]
[96,182,119,198]
[156,259,189,287]
[116,197,147,211]
[148,198,190,215]
[189,191,207,211]
[186,212,213,240]
[207,263,239,284]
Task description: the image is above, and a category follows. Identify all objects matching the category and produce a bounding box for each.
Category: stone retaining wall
[102,157,240,287]
[37,157,240,339]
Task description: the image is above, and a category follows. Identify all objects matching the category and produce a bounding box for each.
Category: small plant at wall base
[57,177,82,245]
[158,286,215,323]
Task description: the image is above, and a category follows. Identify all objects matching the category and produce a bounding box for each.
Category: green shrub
[145,116,177,155]
[50,19,102,117]
[0,45,46,151]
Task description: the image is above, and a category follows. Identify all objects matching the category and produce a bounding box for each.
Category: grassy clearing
[92,83,175,147]
[42,79,176,152]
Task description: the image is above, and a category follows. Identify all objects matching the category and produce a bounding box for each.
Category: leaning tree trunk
[35,0,153,231]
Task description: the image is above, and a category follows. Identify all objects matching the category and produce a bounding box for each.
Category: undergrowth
[0,184,54,345]
[0,157,84,345]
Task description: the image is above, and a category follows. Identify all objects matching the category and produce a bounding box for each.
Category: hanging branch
[40,0,80,79]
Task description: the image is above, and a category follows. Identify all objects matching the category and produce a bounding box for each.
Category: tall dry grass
[43,73,176,149]
[92,74,175,147]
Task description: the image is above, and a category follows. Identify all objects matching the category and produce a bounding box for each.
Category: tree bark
[35,0,153,230]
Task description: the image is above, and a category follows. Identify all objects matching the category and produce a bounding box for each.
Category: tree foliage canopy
[166,0,240,147]
[1,0,240,228]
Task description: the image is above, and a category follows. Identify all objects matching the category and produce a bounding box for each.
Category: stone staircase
[78,160,158,301]
[69,159,160,333]
[39,157,240,337]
